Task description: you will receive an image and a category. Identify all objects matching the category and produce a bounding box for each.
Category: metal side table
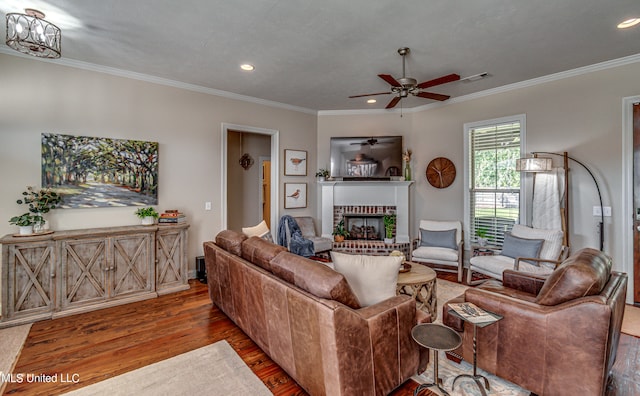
[448,304,503,396]
[411,323,462,396]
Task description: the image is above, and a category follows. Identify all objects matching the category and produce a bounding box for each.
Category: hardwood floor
[4,272,639,395]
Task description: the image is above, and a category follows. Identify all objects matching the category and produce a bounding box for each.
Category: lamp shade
[516,157,552,172]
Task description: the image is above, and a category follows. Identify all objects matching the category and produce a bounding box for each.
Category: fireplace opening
[343,214,384,240]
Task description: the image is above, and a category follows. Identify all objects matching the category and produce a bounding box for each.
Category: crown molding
[0,46,317,115]
[3,45,639,117]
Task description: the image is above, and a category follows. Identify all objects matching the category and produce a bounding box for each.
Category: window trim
[463,114,528,248]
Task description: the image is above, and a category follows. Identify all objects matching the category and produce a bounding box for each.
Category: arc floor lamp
[517,151,604,252]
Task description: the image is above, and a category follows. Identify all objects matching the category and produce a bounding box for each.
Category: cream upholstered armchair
[467,224,567,285]
[410,220,463,282]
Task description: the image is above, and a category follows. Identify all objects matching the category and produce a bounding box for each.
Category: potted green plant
[135,207,159,225]
[383,214,396,244]
[315,168,330,181]
[332,219,349,242]
[476,227,489,246]
[16,186,61,232]
[9,213,36,235]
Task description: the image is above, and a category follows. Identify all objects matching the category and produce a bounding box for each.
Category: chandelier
[5,8,61,59]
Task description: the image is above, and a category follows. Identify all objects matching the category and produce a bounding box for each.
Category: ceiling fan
[349,47,460,109]
[350,138,389,146]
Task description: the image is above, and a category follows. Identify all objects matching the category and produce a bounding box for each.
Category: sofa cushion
[536,248,612,306]
[270,252,361,309]
[241,236,287,272]
[511,224,563,261]
[500,232,544,264]
[412,246,459,262]
[419,228,458,250]
[242,220,274,243]
[331,251,403,307]
[215,230,247,257]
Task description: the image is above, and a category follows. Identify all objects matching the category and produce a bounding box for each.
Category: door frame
[622,95,640,304]
[221,123,279,238]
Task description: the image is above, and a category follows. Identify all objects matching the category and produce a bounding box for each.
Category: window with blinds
[467,119,522,246]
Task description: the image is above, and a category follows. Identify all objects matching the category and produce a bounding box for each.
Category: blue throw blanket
[277,215,315,257]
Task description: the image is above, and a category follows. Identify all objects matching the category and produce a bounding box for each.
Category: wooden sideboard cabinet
[1,223,189,328]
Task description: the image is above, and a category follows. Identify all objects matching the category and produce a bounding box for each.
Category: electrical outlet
[205,202,212,211]
[593,206,612,216]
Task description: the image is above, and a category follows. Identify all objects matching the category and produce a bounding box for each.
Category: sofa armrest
[347,295,427,378]
[502,269,546,295]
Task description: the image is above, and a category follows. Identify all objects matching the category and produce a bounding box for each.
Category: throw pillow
[420,228,458,250]
[242,220,274,243]
[500,233,544,264]
[330,251,403,307]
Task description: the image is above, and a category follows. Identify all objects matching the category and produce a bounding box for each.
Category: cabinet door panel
[6,243,55,319]
[111,233,153,297]
[156,228,187,292]
[61,238,108,308]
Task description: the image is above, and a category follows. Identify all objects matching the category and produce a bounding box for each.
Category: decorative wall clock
[426,157,456,188]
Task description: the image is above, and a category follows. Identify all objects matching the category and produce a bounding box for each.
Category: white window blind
[468,121,522,246]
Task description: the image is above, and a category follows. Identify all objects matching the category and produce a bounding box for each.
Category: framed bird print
[285,183,307,209]
[284,149,307,176]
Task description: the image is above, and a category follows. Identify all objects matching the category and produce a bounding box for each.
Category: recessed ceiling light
[367,99,377,104]
[618,18,640,29]
[240,64,255,71]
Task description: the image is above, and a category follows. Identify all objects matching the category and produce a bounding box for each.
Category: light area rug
[622,304,640,338]
[416,279,529,395]
[63,340,271,396]
[434,278,469,323]
[0,323,32,394]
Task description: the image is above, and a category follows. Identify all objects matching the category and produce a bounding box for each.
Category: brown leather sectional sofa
[204,230,429,396]
[443,248,627,396]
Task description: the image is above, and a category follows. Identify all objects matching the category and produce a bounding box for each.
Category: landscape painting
[41,133,159,208]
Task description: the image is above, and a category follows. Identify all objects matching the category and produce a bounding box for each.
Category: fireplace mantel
[319,180,414,243]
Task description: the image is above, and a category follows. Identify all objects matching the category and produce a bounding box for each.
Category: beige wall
[2,51,638,298]
[0,53,318,276]
[319,62,640,282]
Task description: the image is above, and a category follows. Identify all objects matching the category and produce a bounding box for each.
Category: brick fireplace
[319,181,414,256]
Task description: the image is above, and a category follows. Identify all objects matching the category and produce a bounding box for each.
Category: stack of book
[158,210,186,224]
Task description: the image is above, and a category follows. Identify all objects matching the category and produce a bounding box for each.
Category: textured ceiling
[1,0,639,111]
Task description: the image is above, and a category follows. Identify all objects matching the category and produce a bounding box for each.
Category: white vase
[19,225,33,235]
[384,237,395,244]
[477,238,488,247]
[141,216,155,225]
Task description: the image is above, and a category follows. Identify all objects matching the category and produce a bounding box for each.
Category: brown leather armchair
[443,248,627,396]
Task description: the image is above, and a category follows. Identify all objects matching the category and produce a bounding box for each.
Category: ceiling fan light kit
[349,47,460,109]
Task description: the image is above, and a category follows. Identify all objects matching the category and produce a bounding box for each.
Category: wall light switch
[603,206,612,217]
[205,202,212,211]
[593,206,602,216]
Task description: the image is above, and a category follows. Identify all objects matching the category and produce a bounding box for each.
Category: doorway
[624,96,640,306]
[221,123,279,237]
[260,157,271,229]
[633,102,640,305]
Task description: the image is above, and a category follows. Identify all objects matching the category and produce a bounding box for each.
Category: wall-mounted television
[330,136,403,180]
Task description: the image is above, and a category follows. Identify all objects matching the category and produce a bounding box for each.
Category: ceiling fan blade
[378,74,402,87]
[417,73,461,89]
[416,91,450,101]
[386,96,401,109]
[348,92,391,98]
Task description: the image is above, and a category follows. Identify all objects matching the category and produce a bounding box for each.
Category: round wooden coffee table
[397,262,437,319]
